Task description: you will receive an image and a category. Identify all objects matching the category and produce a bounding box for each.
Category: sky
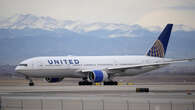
[0,0,195,66]
[0,0,195,30]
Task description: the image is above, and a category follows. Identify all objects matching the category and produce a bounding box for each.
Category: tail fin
[146,24,173,58]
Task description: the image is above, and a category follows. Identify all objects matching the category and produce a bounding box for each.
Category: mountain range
[0,14,195,65]
[0,14,152,38]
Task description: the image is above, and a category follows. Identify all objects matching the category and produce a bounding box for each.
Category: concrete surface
[0,85,195,110]
[1,94,195,110]
[1,77,195,86]
[0,85,195,93]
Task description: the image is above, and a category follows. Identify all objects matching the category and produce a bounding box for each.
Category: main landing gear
[103,81,118,85]
[78,81,93,85]
[78,78,118,86]
[78,77,93,85]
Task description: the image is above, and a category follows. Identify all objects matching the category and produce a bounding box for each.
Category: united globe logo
[147,40,165,58]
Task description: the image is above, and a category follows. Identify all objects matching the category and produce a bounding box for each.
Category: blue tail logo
[146,24,173,58]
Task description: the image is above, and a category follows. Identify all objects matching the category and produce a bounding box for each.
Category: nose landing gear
[25,76,35,86]
[29,80,34,86]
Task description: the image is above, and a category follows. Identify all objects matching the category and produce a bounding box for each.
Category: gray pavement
[0,85,195,93]
[0,85,195,110]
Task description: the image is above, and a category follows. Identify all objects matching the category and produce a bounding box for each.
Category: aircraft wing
[108,58,195,71]
[108,63,168,71]
[81,58,195,73]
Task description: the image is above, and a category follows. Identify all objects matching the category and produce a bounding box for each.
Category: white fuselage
[15,56,171,78]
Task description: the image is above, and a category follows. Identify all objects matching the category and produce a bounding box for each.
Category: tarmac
[0,84,195,110]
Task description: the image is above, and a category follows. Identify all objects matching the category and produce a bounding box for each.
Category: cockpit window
[19,64,28,66]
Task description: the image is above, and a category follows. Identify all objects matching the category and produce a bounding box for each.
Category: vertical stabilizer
[146,24,173,58]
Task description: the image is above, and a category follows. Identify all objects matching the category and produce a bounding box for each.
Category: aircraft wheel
[29,82,34,86]
[78,81,93,85]
[104,81,118,85]
[29,80,34,86]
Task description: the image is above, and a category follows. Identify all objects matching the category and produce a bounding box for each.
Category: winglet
[146,24,173,58]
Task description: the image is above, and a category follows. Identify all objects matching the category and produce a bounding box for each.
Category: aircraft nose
[15,66,23,73]
[15,66,20,72]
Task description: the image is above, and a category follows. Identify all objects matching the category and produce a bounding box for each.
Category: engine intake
[45,77,64,83]
[88,70,108,82]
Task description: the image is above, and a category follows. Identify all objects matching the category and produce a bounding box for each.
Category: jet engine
[45,77,64,83]
[88,70,108,82]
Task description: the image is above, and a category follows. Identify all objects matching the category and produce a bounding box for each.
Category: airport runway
[0,85,195,93]
[0,85,195,110]
[0,79,195,110]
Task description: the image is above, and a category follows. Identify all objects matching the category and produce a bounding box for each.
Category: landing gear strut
[104,76,118,85]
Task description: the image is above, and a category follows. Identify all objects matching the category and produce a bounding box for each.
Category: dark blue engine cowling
[45,77,64,83]
[88,70,108,82]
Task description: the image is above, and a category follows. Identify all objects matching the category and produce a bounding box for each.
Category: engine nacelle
[45,77,64,83]
[88,70,108,82]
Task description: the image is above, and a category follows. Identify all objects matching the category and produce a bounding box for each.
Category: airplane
[15,24,194,86]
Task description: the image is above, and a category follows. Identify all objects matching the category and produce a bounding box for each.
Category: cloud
[137,9,195,31]
[0,0,195,30]
[109,33,136,38]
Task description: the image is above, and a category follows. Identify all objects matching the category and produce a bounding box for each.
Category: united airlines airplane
[15,24,194,86]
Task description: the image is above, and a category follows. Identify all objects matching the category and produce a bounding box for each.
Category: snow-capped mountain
[0,14,72,30]
[0,14,195,65]
[0,14,148,38]
[0,14,194,38]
